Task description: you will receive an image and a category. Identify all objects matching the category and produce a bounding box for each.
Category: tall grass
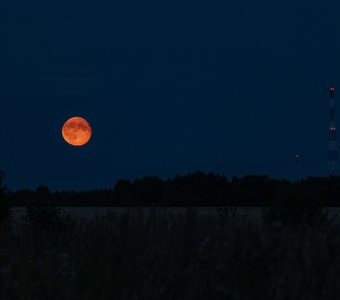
[0,208,340,300]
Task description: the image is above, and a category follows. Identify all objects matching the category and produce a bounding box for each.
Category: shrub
[24,185,71,230]
[0,171,10,227]
[261,182,337,228]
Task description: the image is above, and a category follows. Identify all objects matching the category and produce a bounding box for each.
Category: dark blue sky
[1,0,340,190]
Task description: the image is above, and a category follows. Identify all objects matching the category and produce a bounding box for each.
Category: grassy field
[10,206,340,224]
[1,207,340,299]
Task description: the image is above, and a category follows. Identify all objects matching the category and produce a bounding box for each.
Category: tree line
[6,171,340,207]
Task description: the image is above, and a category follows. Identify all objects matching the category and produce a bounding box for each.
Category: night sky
[1,1,340,191]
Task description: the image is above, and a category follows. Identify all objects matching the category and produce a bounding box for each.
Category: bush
[24,185,71,230]
[0,171,10,227]
[262,206,335,228]
[261,182,337,228]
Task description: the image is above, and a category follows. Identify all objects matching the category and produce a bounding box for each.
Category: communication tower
[328,86,338,175]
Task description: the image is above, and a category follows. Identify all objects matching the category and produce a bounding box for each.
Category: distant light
[330,127,336,131]
[330,87,335,91]
[296,154,299,158]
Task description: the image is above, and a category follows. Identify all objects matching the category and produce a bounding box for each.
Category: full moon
[62,117,92,146]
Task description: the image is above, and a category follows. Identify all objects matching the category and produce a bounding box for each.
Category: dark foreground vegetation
[8,172,340,206]
[1,171,340,299]
[0,207,340,300]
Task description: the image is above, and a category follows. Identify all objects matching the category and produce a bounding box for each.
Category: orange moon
[62,117,92,146]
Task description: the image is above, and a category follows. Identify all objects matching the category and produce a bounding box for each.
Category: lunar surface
[62,117,92,146]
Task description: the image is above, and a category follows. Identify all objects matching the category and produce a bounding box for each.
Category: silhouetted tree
[8,173,340,207]
[0,171,10,226]
[133,176,164,206]
[262,180,332,227]
[113,179,135,205]
[24,184,70,230]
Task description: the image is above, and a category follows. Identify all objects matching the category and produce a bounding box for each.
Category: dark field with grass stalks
[0,207,340,300]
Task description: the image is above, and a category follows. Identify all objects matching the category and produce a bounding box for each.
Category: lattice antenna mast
[328,86,338,175]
